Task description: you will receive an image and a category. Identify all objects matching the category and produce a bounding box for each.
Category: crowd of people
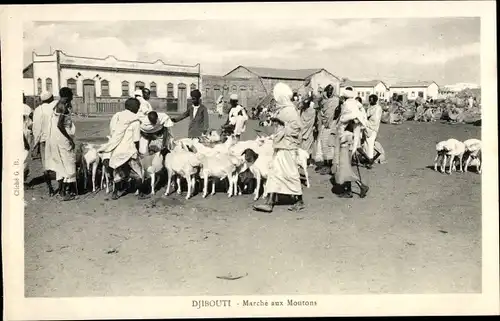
[23,81,385,207]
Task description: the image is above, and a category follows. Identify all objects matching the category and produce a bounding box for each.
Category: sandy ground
[24,116,481,297]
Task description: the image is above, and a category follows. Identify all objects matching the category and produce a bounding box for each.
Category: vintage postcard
[1,1,499,319]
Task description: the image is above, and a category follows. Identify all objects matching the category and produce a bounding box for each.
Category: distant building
[201,75,267,111]
[340,80,389,103]
[23,50,201,113]
[439,82,480,98]
[223,66,341,97]
[389,81,440,101]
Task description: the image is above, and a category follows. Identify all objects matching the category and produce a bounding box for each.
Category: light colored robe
[98,110,141,169]
[228,105,249,135]
[45,111,77,182]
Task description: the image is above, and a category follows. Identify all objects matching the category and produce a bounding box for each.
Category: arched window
[101,80,110,97]
[231,85,237,93]
[45,78,52,93]
[121,81,129,97]
[190,83,197,91]
[37,78,42,95]
[135,81,145,90]
[205,86,210,99]
[67,78,77,96]
[150,82,157,97]
[167,83,174,98]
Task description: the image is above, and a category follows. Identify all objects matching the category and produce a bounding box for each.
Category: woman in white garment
[253,83,305,213]
[216,95,225,119]
[331,87,369,198]
[44,87,77,201]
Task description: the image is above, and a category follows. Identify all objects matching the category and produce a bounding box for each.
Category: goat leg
[202,172,209,198]
[254,172,261,201]
[176,177,182,194]
[150,173,155,196]
[447,154,453,174]
[164,169,173,196]
[92,161,98,192]
[434,154,439,172]
[441,154,447,173]
[186,175,192,200]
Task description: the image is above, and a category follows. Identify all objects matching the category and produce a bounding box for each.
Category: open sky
[23,18,480,86]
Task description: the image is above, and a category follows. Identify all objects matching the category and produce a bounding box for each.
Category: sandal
[253,204,273,213]
[288,202,305,212]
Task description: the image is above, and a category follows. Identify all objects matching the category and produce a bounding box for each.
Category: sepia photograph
[2,1,499,319]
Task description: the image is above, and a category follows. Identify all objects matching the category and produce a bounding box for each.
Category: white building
[23,50,201,113]
[340,80,389,103]
[389,81,440,101]
[439,82,480,98]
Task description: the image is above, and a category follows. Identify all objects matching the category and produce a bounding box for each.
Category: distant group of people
[253,82,384,213]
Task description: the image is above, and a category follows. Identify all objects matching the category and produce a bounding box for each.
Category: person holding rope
[332,87,369,198]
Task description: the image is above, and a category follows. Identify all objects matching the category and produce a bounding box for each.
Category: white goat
[83,142,112,193]
[196,151,246,198]
[241,148,273,201]
[163,142,201,199]
[135,151,164,196]
[434,138,466,174]
[463,139,482,174]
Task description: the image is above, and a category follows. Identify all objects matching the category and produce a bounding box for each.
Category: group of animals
[433,138,482,174]
[79,131,310,201]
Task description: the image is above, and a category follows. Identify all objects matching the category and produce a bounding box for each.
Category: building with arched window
[23,50,201,113]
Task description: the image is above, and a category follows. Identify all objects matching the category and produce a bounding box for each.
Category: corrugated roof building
[224,65,341,97]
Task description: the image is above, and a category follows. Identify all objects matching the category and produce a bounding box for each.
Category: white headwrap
[273,82,294,110]
[342,87,357,99]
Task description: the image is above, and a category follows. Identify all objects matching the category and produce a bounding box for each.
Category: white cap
[230,93,238,100]
[134,89,143,97]
[40,91,53,101]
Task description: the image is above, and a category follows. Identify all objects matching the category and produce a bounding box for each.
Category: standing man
[31,91,58,194]
[363,94,383,164]
[468,96,474,110]
[227,93,249,139]
[216,95,225,119]
[45,88,77,201]
[23,95,34,184]
[299,95,316,166]
[172,89,209,138]
[134,88,153,116]
[316,84,339,175]
[137,111,175,155]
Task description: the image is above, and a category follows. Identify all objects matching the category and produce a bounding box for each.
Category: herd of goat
[81,131,310,200]
[77,132,481,201]
[434,138,482,175]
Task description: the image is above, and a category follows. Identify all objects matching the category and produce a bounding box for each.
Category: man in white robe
[98,98,143,200]
[31,91,58,194]
[227,93,249,139]
[363,94,383,162]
